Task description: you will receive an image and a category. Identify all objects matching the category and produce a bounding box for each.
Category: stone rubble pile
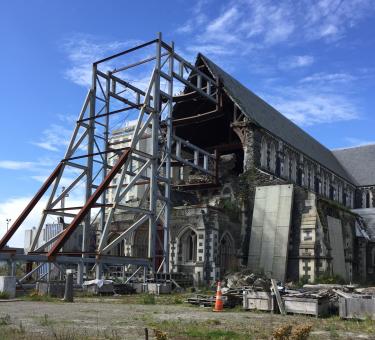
[222,270,271,291]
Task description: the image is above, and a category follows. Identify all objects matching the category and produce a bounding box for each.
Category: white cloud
[0,193,86,248]
[262,86,359,126]
[207,7,240,33]
[0,197,48,248]
[0,160,35,170]
[31,113,78,153]
[173,0,369,128]
[303,0,374,41]
[177,23,193,34]
[176,0,209,35]
[62,34,141,87]
[300,72,356,83]
[186,44,237,56]
[342,138,375,148]
[31,123,71,152]
[279,55,315,70]
[0,157,56,172]
[177,0,374,58]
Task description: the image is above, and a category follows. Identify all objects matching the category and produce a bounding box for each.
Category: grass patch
[0,292,10,299]
[185,328,241,339]
[142,294,156,305]
[108,292,190,306]
[0,314,11,326]
[37,314,54,326]
[148,320,244,340]
[321,315,375,334]
[23,291,57,302]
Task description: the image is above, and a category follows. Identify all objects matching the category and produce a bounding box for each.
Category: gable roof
[332,144,375,186]
[198,54,355,185]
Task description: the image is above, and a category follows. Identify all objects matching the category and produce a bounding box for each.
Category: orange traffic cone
[213,281,224,312]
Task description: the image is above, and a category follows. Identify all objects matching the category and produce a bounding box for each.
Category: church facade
[108,54,375,285]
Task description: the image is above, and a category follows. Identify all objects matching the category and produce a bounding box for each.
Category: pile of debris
[186,270,375,319]
[222,270,271,291]
[187,271,272,309]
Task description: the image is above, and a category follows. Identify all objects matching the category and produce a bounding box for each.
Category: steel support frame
[0,33,218,280]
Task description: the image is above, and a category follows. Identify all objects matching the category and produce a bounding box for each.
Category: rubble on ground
[222,270,271,291]
[187,270,375,319]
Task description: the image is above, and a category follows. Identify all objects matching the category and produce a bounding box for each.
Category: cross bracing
[0,33,219,280]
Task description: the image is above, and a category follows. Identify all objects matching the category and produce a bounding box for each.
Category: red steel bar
[0,162,64,250]
[48,148,132,259]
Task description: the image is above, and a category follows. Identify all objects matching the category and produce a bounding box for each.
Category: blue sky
[0,0,374,243]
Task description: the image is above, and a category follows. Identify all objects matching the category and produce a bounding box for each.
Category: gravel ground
[0,298,374,339]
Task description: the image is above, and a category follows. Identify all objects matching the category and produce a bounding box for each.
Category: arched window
[219,233,235,274]
[329,182,334,200]
[303,163,309,187]
[297,164,303,186]
[362,191,367,208]
[348,190,353,208]
[337,183,342,203]
[180,228,197,263]
[284,151,290,180]
[366,191,371,208]
[291,155,297,182]
[260,137,268,168]
[133,227,148,258]
[269,142,276,173]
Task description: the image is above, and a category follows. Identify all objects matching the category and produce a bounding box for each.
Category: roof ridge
[198,53,355,185]
[332,143,375,151]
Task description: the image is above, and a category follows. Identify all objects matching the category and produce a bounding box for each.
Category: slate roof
[332,144,375,186]
[198,54,355,185]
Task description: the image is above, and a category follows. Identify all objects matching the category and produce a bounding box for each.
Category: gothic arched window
[269,142,276,173]
[291,155,297,182]
[260,138,268,168]
[284,151,290,180]
[180,228,197,263]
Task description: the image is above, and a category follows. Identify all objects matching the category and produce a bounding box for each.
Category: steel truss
[0,33,219,281]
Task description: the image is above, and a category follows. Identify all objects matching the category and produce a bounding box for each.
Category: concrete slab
[248,185,293,281]
[327,216,347,280]
[0,276,16,298]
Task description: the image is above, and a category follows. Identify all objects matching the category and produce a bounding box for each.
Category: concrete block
[283,296,330,317]
[327,216,347,281]
[243,291,275,311]
[339,296,375,320]
[36,281,65,297]
[248,185,293,281]
[147,283,171,295]
[131,283,146,293]
[0,276,16,298]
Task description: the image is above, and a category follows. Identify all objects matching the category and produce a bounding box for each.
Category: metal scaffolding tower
[0,33,219,281]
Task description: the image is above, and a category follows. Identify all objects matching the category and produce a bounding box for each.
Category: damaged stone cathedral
[108,54,375,285]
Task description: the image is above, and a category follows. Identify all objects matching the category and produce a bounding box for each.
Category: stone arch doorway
[219,232,236,275]
[132,224,165,271]
[132,226,148,258]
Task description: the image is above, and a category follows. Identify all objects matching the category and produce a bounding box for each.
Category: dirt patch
[0,298,373,339]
